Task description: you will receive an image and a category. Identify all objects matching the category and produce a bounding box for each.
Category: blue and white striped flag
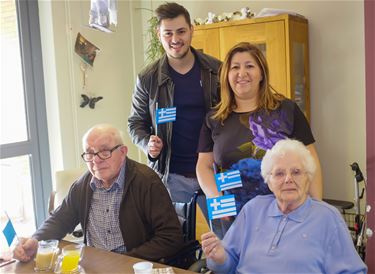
[207,195,237,220]
[156,107,176,124]
[215,170,242,191]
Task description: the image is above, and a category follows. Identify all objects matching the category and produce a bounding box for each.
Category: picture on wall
[74,33,100,66]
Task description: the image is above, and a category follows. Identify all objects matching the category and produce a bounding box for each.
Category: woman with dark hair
[196,42,322,235]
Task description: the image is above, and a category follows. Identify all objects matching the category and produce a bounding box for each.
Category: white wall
[39,0,146,185]
[39,0,366,202]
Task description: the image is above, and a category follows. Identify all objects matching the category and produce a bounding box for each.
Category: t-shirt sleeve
[197,115,214,153]
[291,102,315,145]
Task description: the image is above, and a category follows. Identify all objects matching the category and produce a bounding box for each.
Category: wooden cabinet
[192,14,310,119]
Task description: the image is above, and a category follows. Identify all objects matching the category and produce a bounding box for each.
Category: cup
[34,239,59,272]
[54,243,83,274]
[133,261,153,274]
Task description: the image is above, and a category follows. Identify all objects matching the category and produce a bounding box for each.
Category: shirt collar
[89,161,126,191]
[268,196,312,223]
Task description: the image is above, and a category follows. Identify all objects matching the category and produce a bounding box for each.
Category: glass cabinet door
[219,21,287,96]
[192,28,220,59]
[293,42,306,114]
[289,19,310,120]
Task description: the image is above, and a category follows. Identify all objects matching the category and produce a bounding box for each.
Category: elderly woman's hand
[201,231,226,264]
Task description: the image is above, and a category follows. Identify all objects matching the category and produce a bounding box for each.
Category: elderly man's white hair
[261,139,316,183]
[82,124,124,149]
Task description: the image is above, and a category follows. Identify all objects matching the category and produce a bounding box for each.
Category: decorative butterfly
[80,94,103,109]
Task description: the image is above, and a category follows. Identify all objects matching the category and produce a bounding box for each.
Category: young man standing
[128,2,221,221]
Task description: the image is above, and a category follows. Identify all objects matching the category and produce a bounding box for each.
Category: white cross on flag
[207,195,237,220]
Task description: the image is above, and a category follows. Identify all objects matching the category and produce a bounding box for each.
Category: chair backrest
[172,191,198,243]
[49,167,86,213]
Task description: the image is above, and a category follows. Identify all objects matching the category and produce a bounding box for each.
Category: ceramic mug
[133,261,153,274]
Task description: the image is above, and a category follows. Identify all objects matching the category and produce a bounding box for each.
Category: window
[1,0,51,247]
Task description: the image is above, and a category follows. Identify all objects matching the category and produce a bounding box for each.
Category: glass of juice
[55,243,83,273]
[34,239,59,272]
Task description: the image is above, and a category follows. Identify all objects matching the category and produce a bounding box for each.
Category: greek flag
[207,195,237,220]
[156,107,176,124]
[215,170,242,191]
[2,217,16,246]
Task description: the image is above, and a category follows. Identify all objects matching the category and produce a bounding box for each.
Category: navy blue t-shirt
[168,60,205,174]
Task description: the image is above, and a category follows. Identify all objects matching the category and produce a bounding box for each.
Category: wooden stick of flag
[208,162,218,231]
[155,102,159,137]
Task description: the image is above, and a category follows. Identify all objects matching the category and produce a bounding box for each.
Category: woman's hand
[201,231,226,264]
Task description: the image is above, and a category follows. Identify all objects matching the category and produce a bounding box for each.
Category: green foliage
[145,16,165,64]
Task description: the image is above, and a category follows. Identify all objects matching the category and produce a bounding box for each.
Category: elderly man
[13,124,184,262]
[202,139,367,274]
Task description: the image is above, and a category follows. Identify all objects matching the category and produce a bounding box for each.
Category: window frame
[0,0,52,228]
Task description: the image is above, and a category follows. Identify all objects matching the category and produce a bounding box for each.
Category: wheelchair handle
[350,162,364,183]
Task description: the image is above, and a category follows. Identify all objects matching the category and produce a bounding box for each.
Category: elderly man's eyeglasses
[270,168,306,182]
[81,144,122,162]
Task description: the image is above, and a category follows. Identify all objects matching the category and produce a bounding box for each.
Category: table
[0,241,195,273]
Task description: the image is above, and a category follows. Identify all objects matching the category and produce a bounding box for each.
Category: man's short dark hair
[155,2,191,26]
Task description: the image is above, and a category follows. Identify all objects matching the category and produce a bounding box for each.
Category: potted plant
[145,16,164,64]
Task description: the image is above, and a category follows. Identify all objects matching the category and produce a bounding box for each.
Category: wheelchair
[160,190,210,273]
[323,162,367,260]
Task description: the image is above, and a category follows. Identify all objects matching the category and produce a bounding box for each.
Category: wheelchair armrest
[188,258,207,273]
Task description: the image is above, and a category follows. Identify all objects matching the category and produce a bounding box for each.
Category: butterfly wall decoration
[80,94,103,109]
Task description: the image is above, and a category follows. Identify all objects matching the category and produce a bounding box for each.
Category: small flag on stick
[2,213,17,246]
[156,107,176,124]
[215,170,242,191]
[207,195,237,220]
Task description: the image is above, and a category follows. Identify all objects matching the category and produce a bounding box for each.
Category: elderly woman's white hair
[261,139,316,183]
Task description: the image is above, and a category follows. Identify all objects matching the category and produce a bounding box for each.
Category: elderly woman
[201,139,367,274]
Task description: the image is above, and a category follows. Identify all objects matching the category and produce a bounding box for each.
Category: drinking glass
[54,243,83,273]
[34,239,59,272]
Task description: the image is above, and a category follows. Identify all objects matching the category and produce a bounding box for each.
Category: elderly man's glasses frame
[81,144,122,162]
